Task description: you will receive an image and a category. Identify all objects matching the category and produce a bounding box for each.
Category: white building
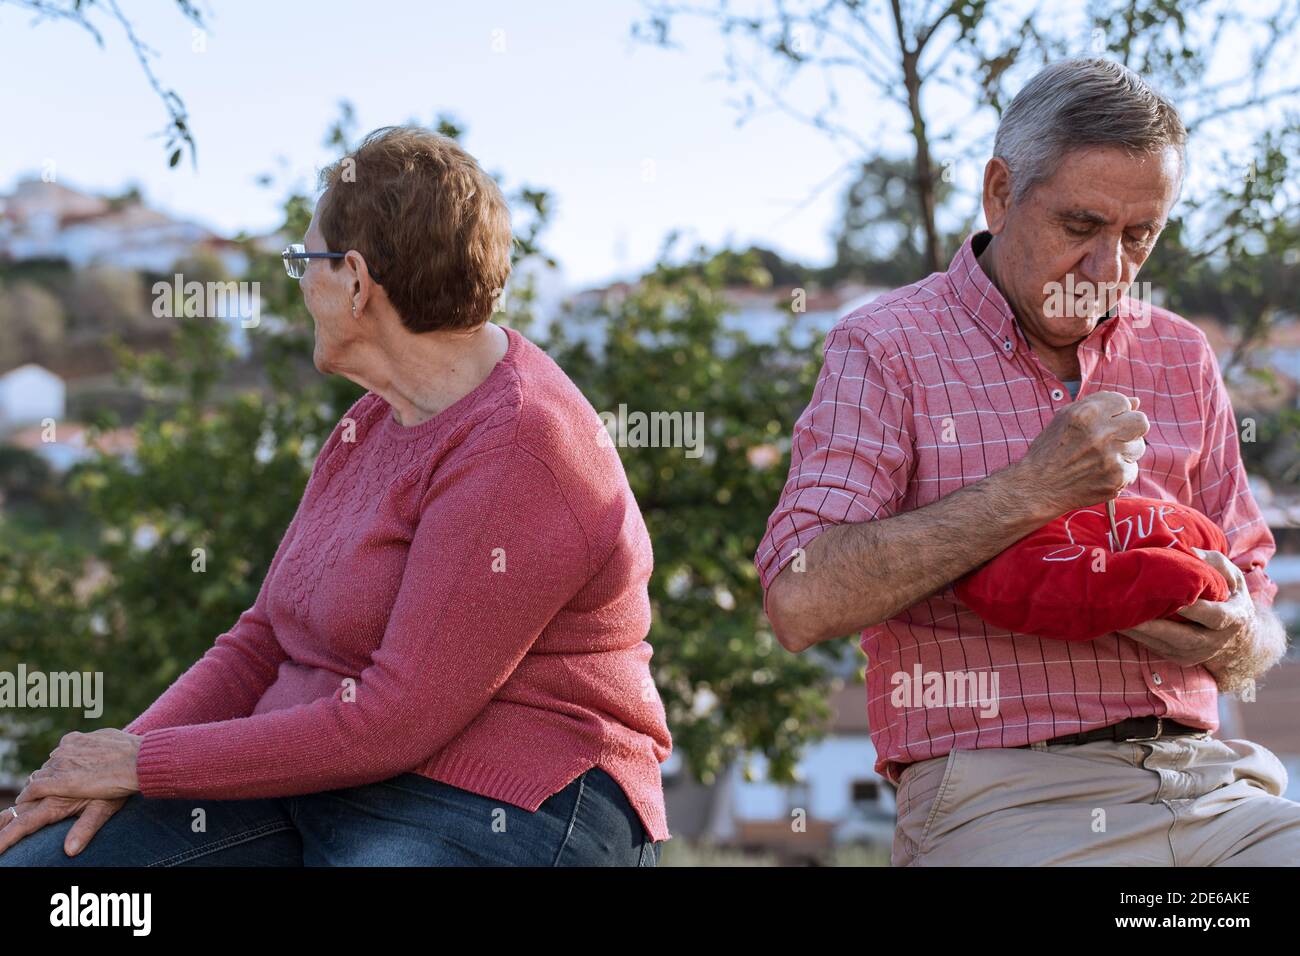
[0,178,247,276]
[0,363,65,434]
[662,680,895,860]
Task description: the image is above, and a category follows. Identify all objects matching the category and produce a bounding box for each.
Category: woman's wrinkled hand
[18,728,143,803]
[0,795,128,858]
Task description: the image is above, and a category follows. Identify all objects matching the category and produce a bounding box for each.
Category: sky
[0,1,1287,291]
[0,0,870,289]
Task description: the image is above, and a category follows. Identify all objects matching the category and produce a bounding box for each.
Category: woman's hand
[0,795,128,858]
[18,728,143,803]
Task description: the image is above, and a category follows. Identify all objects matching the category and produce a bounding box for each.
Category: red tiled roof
[5,421,138,455]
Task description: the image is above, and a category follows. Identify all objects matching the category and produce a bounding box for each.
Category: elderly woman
[0,126,671,867]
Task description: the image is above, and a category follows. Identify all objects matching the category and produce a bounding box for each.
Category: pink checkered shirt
[756,231,1279,785]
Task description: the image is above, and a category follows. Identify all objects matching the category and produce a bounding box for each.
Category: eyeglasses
[281,243,382,283]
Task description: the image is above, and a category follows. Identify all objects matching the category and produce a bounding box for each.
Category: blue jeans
[0,766,663,867]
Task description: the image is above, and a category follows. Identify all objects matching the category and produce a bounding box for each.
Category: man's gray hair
[993,57,1186,204]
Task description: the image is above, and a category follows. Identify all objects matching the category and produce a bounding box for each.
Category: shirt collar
[948,231,1022,359]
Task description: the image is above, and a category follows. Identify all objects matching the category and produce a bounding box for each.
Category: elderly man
[756,57,1293,866]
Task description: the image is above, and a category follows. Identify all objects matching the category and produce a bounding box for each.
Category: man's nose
[1082,236,1125,288]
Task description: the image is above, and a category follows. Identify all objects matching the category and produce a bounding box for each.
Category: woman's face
[299,201,358,374]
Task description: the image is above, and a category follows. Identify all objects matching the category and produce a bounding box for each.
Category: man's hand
[1119,547,1252,666]
[1018,391,1149,513]
[764,393,1146,650]
[1119,549,1285,693]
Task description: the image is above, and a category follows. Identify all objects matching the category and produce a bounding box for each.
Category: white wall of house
[0,364,66,431]
[27,441,86,473]
[728,735,883,822]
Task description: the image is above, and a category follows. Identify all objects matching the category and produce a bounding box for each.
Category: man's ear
[982,157,1013,235]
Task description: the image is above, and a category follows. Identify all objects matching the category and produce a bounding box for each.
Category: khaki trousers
[892,734,1300,866]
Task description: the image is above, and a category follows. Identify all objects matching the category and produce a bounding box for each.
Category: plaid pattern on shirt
[755,230,1279,784]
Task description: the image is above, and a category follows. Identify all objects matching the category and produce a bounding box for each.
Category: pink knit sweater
[125,325,672,841]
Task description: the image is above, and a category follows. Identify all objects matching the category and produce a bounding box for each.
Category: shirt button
[1051,388,1065,401]
[1152,673,1163,685]
[1003,340,1013,352]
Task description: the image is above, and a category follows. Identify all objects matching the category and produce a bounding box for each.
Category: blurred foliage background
[0,105,843,784]
[2,0,1298,808]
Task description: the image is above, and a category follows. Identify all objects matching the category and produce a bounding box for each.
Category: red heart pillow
[953,496,1231,641]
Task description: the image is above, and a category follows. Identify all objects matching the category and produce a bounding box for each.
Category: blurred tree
[0,447,56,508]
[107,185,145,211]
[548,240,843,782]
[66,266,154,339]
[688,245,817,287]
[0,280,65,368]
[635,0,1042,271]
[1140,117,1300,487]
[1143,119,1300,360]
[638,0,1300,499]
[0,529,103,755]
[636,0,1300,278]
[826,155,960,286]
[0,107,851,789]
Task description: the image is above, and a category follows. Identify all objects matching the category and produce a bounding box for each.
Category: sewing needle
[1107,497,1123,552]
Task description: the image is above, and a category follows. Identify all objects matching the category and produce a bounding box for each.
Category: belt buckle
[1123,716,1164,742]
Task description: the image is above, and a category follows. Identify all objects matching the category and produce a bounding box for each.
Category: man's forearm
[766,460,1062,650]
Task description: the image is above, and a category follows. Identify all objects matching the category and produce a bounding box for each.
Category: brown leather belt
[1018,715,1209,748]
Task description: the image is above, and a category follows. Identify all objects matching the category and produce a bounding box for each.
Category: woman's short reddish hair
[317,126,512,332]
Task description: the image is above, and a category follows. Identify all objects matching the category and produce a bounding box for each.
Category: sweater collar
[374,324,520,444]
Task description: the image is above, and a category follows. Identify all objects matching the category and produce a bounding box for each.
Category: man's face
[985,145,1181,348]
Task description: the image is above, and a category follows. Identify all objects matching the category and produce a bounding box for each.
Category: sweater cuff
[124,716,157,736]
[136,727,184,798]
